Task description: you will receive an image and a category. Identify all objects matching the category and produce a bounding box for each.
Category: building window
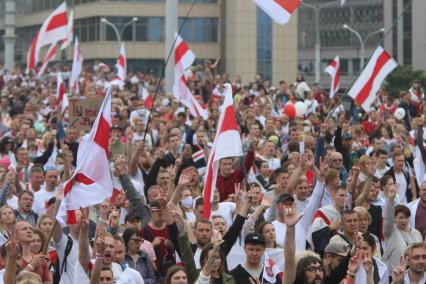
[75,17,100,42]
[353,58,361,73]
[340,59,348,75]
[103,17,134,42]
[256,7,272,81]
[392,0,398,58]
[136,17,165,42]
[402,0,412,65]
[178,18,218,42]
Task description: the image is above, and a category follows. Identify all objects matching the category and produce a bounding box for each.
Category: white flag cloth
[203,83,242,218]
[60,9,74,50]
[56,72,69,114]
[253,0,301,25]
[26,2,68,72]
[341,0,346,6]
[70,36,83,94]
[173,33,208,119]
[348,46,397,112]
[116,43,127,81]
[58,87,113,224]
[324,55,340,98]
[37,43,58,77]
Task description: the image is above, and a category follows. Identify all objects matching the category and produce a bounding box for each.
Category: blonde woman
[0,205,16,245]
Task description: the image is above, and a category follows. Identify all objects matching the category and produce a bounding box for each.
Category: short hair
[380,175,394,188]
[212,215,225,222]
[395,205,411,218]
[16,272,42,284]
[405,242,426,257]
[194,197,204,209]
[30,166,44,175]
[353,206,372,223]
[18,190,34,200]
[341,209,357,220]
[375,149,388,156]
[167,132,180,141]
[194,218,212,229]
[113,235,125,246]
[288,141,300,153]
[325,168,339,184]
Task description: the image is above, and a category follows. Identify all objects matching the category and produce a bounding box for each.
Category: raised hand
[366,161,376,177]
[283,204,303,227]
[114,155,128,176]
[6,169,15,184]
[178,168,193,186]
[249,137,258,152]
[347,251,362,275]
[108,210,120,229]
[328,219,341,231]
[391,256,407,284]
[5,230,19,258]
[94,236,106,256]
[55,185,64,202]
[362,250,373,273]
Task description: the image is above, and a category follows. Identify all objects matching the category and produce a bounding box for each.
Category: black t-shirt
[368,204,383,240]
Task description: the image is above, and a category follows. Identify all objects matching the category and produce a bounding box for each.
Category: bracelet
[27,264,35,271]
[346,271,356,278]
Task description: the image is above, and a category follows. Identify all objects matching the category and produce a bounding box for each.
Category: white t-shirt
[6,196,18,210]
[211,202,236,226]
[272,220,287,247]
[395,172,408,204]
[55,234,80,284]
[33,189,56,216]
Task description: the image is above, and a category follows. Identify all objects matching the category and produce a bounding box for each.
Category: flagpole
[326,0,413,119]
[142,0,198,142]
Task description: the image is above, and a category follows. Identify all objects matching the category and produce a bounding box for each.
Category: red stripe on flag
[64,172,95,196]
[28,31,40,70]
[274,0,302,13]
[94,115,110,156]
[329,59,337,69]
[175,41,190,65]
[334,66,340,93]
[67,210,77,224]
[118,54,125,68]
[46,12,68,32]
[354,51,391,106]
[219,105,239,133]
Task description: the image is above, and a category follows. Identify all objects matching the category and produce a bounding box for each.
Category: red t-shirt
[141,224,174,271]
[19,256,51,282]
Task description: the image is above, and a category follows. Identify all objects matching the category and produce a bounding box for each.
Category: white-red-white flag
[116,43,127,81]
[173,33,208,119]
[60,9,73,50]
[37,43,58,77]
[263,252,283,283]
[26,2,68,72]
[203,83,242,218]
[324,55,340,98]
[70,36,83,94]
[253,0,301,25]
[56,72,69,114]
[348,46,397,112]
[142,87,153,109]
[59,86,113,224]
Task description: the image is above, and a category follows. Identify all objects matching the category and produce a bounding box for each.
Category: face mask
[56,165,64,172]
[303,126,311,133]
[181,196,193,209]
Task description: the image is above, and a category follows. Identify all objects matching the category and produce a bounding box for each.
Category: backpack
[53,235,73,284]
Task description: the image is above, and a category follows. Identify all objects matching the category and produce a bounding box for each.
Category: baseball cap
[324,243,349,257]
[125,213,142,223]
[276,193,295,204]
[244,233,265,246]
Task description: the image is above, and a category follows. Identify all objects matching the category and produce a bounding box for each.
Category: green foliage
[385,65,426,97]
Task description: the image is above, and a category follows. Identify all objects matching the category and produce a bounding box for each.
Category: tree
[385,65,426,97]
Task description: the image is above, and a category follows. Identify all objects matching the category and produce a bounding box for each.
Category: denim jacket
[124,251,156,284]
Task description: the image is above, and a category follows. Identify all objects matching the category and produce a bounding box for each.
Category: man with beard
[392,242,426,283]
[15,191,38,227]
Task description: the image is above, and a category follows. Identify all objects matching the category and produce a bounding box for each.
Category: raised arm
[355,163,375,206]
[283,204,303,284]
[383,187,397,238]
[3,231,19,284]
[90,237,105,284]
[78,209,91,273]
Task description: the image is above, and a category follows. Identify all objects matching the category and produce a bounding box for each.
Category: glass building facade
[256,7,273,82]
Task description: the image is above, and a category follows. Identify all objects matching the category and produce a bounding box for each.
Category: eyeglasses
[305,266,324,273]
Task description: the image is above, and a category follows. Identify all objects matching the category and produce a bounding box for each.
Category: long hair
[294,256,323,284]
[0,205,15,232]
[165,266,187,284]
[199,242,228,274]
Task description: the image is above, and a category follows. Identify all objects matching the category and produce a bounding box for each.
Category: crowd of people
[0,60,425,284]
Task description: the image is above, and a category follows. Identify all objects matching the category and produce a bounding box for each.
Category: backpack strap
[61,235,73,274]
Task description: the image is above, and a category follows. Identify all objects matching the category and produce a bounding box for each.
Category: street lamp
[301,0,340,84]
[101,17,138,50]
[343,24,385,68]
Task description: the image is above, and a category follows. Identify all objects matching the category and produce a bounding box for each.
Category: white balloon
[295,101,308,116]
[394,108,406,120]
